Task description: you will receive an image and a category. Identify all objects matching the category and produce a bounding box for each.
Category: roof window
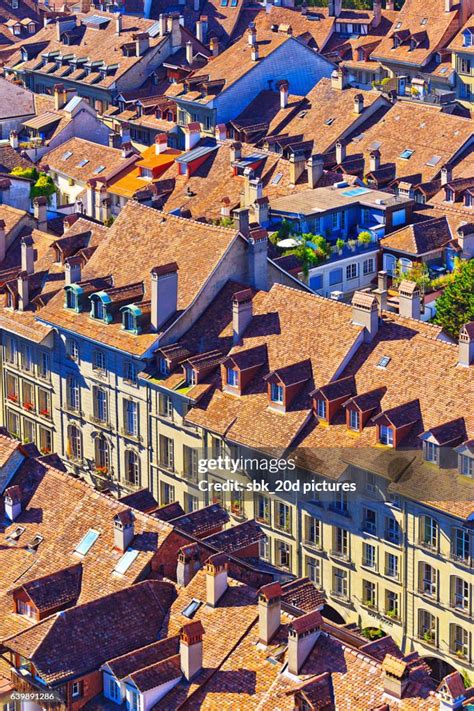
[399,149,414,160]
[114,548,139,575]
[75,529,100,556]
[377,355,391,369]
[182,598,202,618]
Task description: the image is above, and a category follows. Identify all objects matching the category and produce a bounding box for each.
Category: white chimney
[186,40,193,65]
[458,323,474,367]
[247,23,257,45]
[353,93,364,114]
[17,272,29,311]
[289,152,306,185]
[205,554,228,606]
[445,0,453,11]
[150,262,178,332]
[177,543,201,586]
[336,141,346,164]
[196,17,205,43]
[115,12,122,35]
[251,45,259,61]
[33,195,48,232]
[233,288,253,345]
[121,141,134,159]
[184,122,200,151]
[307,154,324,188]
[279,80,289,109]
[21,234,35,275]
[441,164,452,186]
[351,291,379,342]
[287,611,322,675]
[370,149,381,172]
[215,123,227,141]
[0,219,6,262]
[53,83,67,111]
[9,130,18,149]
[65,256,82,285]
[113,510,135,553]
[4,485,22,521]
[374,270,388,312]
[180,621,204,681]
[134,32,150,57]
[398,280,420,320]
[230,141,242,163]
[155,133,168,155]
[210,37,219,56]
[159,13,167,36]
[258,582,282,645]
[233,207,250,236]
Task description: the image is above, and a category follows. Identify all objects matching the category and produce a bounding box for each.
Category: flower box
[40,408,50,417]
[23,402,34,411]
[7,393,18,402]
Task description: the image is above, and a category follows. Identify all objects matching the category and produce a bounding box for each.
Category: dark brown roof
[381,216,452,256]
[203,519,265,553]
[107,635,180,680]
[281,577,325,612]
[291,609,323,634]
[118,488,158,513]
[15,563,82,612]
[0,146,35,174]
[312,375,356,402]
[373,399,421,428]
[170,503,229,537]
[421,417,467,446]
[152,502,185,522]
[343,387,386,413]
[5,580,176,684]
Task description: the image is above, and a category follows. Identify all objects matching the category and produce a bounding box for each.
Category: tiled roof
[118,488,158,513]
[373,0,461,67]
[338,102,473,185]
[448,17,474,55]
[203,519,265,553]
[281,578,326,612]
[381,216,452,255]
[14,563,83,612]
[0,461,173,641]
[152,501,186,522]
[0,433,20,468]
[0,75,35,119]
[106,635,180,680]
[0,145,35,173]
[44,137,132,183]
[170,503,229,537]
[5,580,176,684]
[38,201,238,355]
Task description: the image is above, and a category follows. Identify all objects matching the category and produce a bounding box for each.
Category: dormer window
[459,454,473,477]
[379,425,394,446]
[159,357,169,376]
[271,383,283,404]
[185,365,197,386]
[122,310,136,332]
[92,298,104,320]
[349,410,360,431]
[424,441,439,464]
[316,399,326,420]
[227,367,238,387]
[65,288,77,310]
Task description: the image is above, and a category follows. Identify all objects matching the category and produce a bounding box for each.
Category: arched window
[68,425,82,461]
[399,257,413,274]
[125,450,140,486]
[122,310,135,332]
[65,288,77,310]
[95,436,109,472]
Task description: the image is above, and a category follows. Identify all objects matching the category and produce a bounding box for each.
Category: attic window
[77,159,89,167]
[226,367,238,387]
[377,355,391,369]
[420,17,428,25]
[400,149,414,160]
[158,357,169,376]
[349,410,360,430]
[220,0,228,5]
[379,425,394,446]
[426,155,441,167]
[395,21,402,29]
[94,165,105,174]
[62,150,73,160]
[7,526,25,542]
[271,172,283,185]
[182,598,202,619]
[271,383,283,404]
[114,547,139,575]
[316,399,326,419]
[325,118,335,126]
[231,0,238,5]
[75,528,100,556]
[26,534,43,552]
[298,111,307,118]
[122,310,137,332]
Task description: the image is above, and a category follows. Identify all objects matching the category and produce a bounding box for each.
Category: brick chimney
[398,280,420,320]
[215,123,227,141]
[289,152,306,185]
[381,655,410,699]
[247,22,257,45]
[177,543,201,586]
[248,227,268,291]
[351,291,379,342]
[233,207,250,236]
[336,140,346,164]
[65,255,82,285]
[17,271,29,311]
[374,270,388,312]
[9,130,18,149]
[307,154,324,188]
[4,485,22,521]
[258,581,282,645]
[0,219,6,262]
[210,37,219,56]
[287,611,322,675]
[233,288,253,345]
[370,149,381,172]
[53,83,67,111]
[353,92,364,114]
[278,80,289,109]
[150,262,178,332]
[33,195,48,232]
[155,133,168,155]
[21,234,35,275]
[458,323,474,367]
[180,621,204,681]
[184,122,201,151]
[113,510,135,553]
[205,553,228,606]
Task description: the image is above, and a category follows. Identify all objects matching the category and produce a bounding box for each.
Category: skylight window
[420,17,428,25]
[94,165,105,174]
[377,356,391,369]
[6,526,25,542]
[230,0,238,6]
[62,150,73,160]
[325,117,335,126]
[395,21,402,29]
[114,548,139,575]
[220,0,228,6]
[26,534,43,552]
[75,529,100,556]
[426,155,441,167]
[298,110,308,118]
[271,172,283,185]
[77,159,89,167]
[400,149,414,160]
[182,598,202,618]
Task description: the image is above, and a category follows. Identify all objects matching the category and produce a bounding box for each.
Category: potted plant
[23,401,34,411]
[336,238,345,254]
[386,609,397,619]
[8,393,18,403]
[358,231,373,248]
[423,631,434,644]
[95,465,109,475]
[348,239,357,252]
[40,408,50,417]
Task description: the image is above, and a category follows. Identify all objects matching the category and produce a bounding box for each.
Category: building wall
[452,50,474,104]
[0,113,34,140]
[308,248,378,297]
[0,179,32,212]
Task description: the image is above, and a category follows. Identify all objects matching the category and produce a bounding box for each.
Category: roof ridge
[126,200,238,232]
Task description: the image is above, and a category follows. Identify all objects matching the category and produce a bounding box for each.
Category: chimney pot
[177,543,201,586]
[113,510,135,553]
[4,485,22,521]
[247,22,257,45]
[33,195,48,232]
[398,280,420,320]
[289,151,306,185]
[115,12,122,35]
[336,141,346,165]
[9,130,18,149]
[53,83,67,111]
[205,553,228,606]
[258,582,281,645]
[65,256,82,285]
[251,45,259,61]
[233,207,250,236]
[247,228,268,291]
[180,621,204,680]
[233,288,253,344]
[278,80,289,109]
[307,154,324,188]
[210,36,219,56]
[184,122,201,151]
[215,123,227,141]
[369,149,381,172]
[351,291,379,342]
[186,40,194,65]
[150,262,178,332]
[21,235,35,275]
[441,164,452,186]
[155,133,168,155]
[458,323,474,367]
[287,611,323,675]
[353,93,364,114]
[17,271,29,311]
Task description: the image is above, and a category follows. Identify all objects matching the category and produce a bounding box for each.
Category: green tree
[11,166,39,182]
[433,259,474,338]
[393,260,430,291]
[30,173,56,202]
